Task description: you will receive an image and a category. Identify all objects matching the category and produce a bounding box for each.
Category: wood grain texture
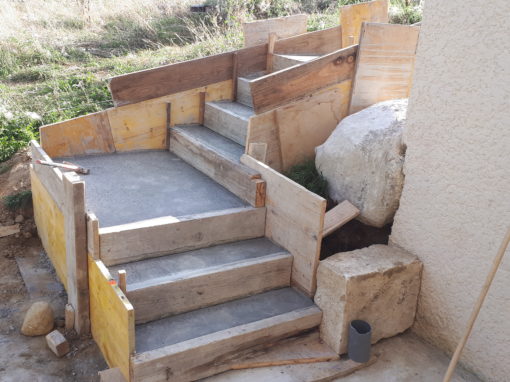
[246,111,283,171]
[63,172,89,335]
[240,155,327,296]
[107,81,231,152]
[99,207,266,266]
[250,45,357,114]
[129,253,292,324]
[30,140,65,211]
[243,14,308,48]
[40,111,115,157]
[274,26,342,56]
[340,0,388,47]
[132,306,322,382]
[87,212,100,260]
[323,201,360,237]
[31,168,67,289]
[89,256,134,382]
[349,22,420,114]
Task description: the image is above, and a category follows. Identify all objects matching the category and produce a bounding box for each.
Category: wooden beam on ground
[323,201,360,237]
[340,0,389,47]
[250,45,358,114]
[348,22,420,114]
[0,224,20,238]
[243,14,308,48]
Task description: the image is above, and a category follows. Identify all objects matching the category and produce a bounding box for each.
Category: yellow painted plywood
[340,0,388,47]
[89,255,134,381]
[31,168,67,289]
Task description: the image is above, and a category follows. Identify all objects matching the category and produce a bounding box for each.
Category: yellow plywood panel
[277,80,352,170]
[89,255,134,381]
[107,80,232,152]
[40,111,115,158]
[31,168,67,289]
[340,0,388,47]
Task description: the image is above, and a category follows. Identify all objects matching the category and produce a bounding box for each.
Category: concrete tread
[206,101,254,120]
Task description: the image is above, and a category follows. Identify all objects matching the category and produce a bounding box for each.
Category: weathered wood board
[246,111,283,171]
[89,255,134,381]
[243,14,308,48]
[250,45,357,114]
[340,0,388,47]
[107,80,231,152]
[274,26,342,56]
[31,168,67,289]
[349,22,420,114]
[40,111,115,158]
[323,201,360,237]
[240,155,326,296]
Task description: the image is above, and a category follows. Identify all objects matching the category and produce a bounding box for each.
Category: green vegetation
[0,0,421,162]
[285,159,328,198]
[3,190,32,210]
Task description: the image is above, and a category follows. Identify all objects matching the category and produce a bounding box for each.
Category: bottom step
[132,288,322,381]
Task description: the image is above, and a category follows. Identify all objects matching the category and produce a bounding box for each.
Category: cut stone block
[46,329,70,357]
[314,244,422,354]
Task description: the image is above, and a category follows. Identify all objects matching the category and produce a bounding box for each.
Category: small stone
[46,330,70,357]
[23,232,32,239]
[15,215,24,223]
[21,301,54,336]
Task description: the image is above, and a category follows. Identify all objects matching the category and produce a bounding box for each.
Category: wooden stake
[118,270,127,295]
[266,33,277,74]
[443,227,510,382]
[166,102,172,150]
[198,92,206,125]
[232,52,238,101]
[65,304,75,331]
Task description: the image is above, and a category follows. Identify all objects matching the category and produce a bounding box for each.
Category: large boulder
[21,301,54,336]
[316,99,407,228]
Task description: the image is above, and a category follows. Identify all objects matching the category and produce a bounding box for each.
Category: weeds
[285,159,328,198]
[3,191,33,211]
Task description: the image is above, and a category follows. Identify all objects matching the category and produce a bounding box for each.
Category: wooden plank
[340,0,388,47]
[0,224,20,237]
[276,81,352,171]
[132,306,322,382]
[198,91,206,125]
[63,171,89,335]
[246,111,283,171]
[129,253,292,324]
[170,128,264,207]
[274,26,342,56]
[99,207,266,266]
[107,80,231,152]
[87,212,100,260]
[89,256,134,382]
[243,14,308,48]
[30,168,67,289]
[231,52,238,101]
[323,201,360,237]
[266,33,277,74]
[250,45,358,114]
[99,368,128,382]
[40,111,115,158]
[30,140,65,211]
[349,22,420,114]
[240,155,326,296]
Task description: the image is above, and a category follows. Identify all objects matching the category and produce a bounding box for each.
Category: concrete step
[131,288,322,381]
[204,101,254,145]
[237,72,264,108]
[170,125,265,207]
[272,54,319,72]
[109,238,292,324]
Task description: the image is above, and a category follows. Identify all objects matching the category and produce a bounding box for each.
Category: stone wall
[390,1,510,381]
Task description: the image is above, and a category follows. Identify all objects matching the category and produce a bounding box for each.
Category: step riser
[204,104,248,146]
[132,307,322,382]
[129,253,292,324]
[99,207,266,266]
[170,129,265,207]
[237,77,253,108]
[272,54,306,72]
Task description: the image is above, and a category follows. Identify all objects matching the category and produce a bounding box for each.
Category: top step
[204,101,254,146]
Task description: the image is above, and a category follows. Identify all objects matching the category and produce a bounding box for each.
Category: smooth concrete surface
[135,287,314,353]
[109,237,285,288]
[390,1,510,381]
[207,101,254,120]
[57,151,247,227]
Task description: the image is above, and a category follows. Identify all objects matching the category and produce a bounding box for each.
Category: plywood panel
[274,26,342,56]
[31,168,67,289]
[340,0,388,47]
[246,111,283,171]
[107,80,232,152]
[277,81,352,170]
[349,22,420,114]
[89,255,134,381]
[250,45,357,114]
[40,111,115,158]
[243,14,308,48]
[240,155,326,296]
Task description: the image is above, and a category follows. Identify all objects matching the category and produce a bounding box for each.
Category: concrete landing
[135,288,314,353]
[56,151,248,227]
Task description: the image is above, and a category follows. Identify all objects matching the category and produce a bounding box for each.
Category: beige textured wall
[390,1,510,381]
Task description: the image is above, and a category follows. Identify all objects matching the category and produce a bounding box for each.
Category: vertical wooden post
[86,212,99,260]
[232,52,239,101]
[64,304,75,331]
[118,270,127,295]
[63,172,89,335]
[266,32,277,74]
[198,92,206,125]
[166,102,172,150]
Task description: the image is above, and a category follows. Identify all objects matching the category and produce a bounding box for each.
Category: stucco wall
[390,1,510,381]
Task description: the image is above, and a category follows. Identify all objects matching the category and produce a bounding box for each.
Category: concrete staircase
[105,74,322,381]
